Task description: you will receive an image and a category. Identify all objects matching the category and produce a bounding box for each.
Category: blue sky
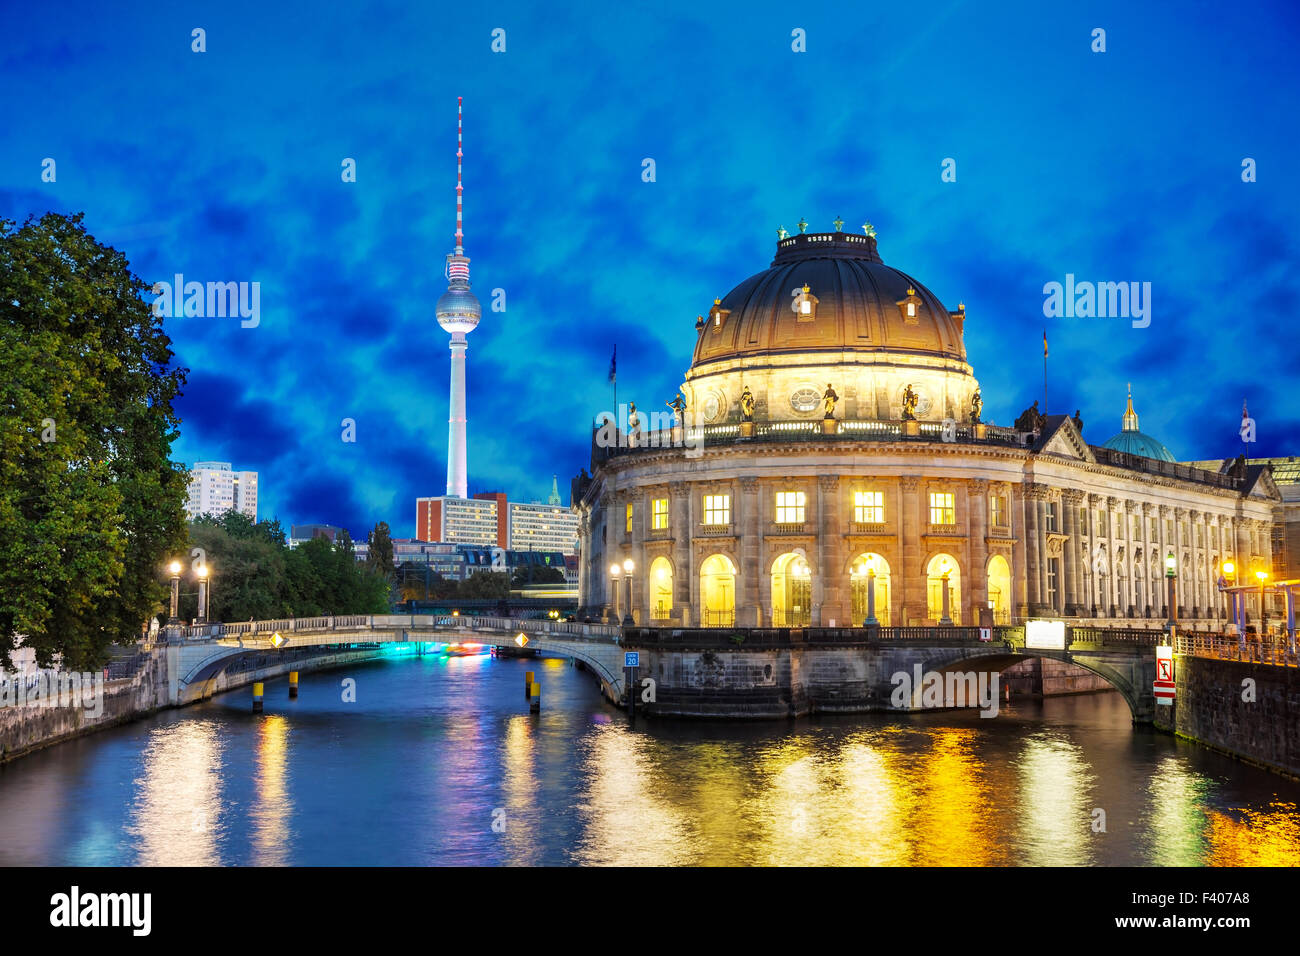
[4,1,1298,536]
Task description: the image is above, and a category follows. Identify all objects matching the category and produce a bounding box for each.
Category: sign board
[1153,644,1175,703]
[1025,620,1066,650]
[979,627,992,643]
[624,651,640,668]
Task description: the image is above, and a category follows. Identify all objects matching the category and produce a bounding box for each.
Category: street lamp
[167,560,182,623]
[195,564,210,624]
[1165,551,1177,631]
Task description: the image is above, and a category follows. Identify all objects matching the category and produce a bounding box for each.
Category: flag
[608,345,617,384]
[1043,329,1048,358]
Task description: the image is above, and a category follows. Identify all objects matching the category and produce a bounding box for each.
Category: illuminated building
[574,225,1284,628]
[186,461,258,522]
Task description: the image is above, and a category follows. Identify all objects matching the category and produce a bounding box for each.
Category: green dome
[1100,385,1176,461]
[1102,429,1176,462]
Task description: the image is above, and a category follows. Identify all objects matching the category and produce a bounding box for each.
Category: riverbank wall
[1153,655,1300,779]
[0,643,391,766]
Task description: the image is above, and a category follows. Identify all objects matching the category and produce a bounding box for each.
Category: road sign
[624,651,640,668]
[1156,658,1172,682]
[979,627,992,642]
[1153,682,1175,704]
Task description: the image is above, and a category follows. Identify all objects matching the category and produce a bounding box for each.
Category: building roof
[1100,385,1175,462]
[688,230,968,374]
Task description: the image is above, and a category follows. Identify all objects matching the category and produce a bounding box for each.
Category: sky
[3,1,1298,537]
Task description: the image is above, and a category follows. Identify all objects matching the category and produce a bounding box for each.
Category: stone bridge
[163,614,626,706]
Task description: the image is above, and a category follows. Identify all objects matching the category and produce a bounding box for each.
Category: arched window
[700,554,736,627]
[850,553,892,626]
[771,552,811,627]
[986,555,1011,625]
[926,554,962,624]
[649,557,673,621]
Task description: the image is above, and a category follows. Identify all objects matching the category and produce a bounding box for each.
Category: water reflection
[251,715,290,866]
[129,719,225,866]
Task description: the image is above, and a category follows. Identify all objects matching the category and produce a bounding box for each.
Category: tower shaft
[446,333,468,498]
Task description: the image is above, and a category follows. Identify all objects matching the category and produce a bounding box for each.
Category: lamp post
[168,561,182,623]
[196,564,209,625]
[1221,560,1240,645]
[1165,551,1177,632]
[622,558,635,626]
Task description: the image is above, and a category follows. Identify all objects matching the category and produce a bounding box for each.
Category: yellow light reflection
[130,719,224,866]
[500,715,539,865]
[251,714,291,866]
[1204,804,1300,866]
[1015,734,1093,865]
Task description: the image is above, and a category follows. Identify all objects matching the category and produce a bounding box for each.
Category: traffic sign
[979,627,992,642]
[1156,658,1172,682]
[624,651,640,668]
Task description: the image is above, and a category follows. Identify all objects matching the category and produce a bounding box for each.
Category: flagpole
[1043,329,1048,414]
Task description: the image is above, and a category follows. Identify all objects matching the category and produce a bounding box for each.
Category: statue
[1014,401,1043,433]
[822,384,839,419]
[666,391,687,424]
[739,386,755,421]
[627,402,640,434]
[901,384,919,421]
[1072,408,1083,434]
[970,388,983,424]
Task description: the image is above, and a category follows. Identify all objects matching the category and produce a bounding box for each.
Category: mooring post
[524,670,534,699]
[529,681,540,714]
[253,682,264,713]
[289,671,299,698]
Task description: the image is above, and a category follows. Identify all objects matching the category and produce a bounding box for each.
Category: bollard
[529,681,540,714]
[253,682,264,713]
[525,670,535,699]
[289,671,299,699]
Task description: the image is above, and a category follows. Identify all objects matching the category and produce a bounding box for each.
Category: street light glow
[168,561,181,575]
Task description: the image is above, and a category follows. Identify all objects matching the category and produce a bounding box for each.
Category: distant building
[186,461,258,522]
[289,524,341,548]
[415,479,579,555]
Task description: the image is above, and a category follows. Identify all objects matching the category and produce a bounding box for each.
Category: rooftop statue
[970,388,983,424]
[740,386,755,422]
[667,391,687,423]
[901,384,919,421]
[822,383,839,419]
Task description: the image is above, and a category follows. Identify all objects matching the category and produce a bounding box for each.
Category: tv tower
[435,96,480,498]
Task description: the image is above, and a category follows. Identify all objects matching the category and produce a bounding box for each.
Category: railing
[1175,632,1298,667]
[173,614,622,645]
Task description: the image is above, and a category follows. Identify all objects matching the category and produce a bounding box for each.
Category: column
[1023,483,1042,615]
[817,475,846,626]
[1187,509,1201,617]
[1088,494,1104,616]
[1174,507,1188,616]
[1061,490,1083,615]
[740,477,762,626]
[670,481,691,625]
[1012,483,1031,620]
[969,479,989,621]
[602,492,619,618]
[900,477,923,625]
[1035,495,1050,613]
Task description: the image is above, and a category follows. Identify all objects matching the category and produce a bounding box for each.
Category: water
[1,652,1296,866]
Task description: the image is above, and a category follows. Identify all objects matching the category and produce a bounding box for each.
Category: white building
[508,502,579,553]
[186,461,258,522]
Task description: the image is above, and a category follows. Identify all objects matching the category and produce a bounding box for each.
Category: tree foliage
[178,513,389,621]
[0,213,189,669]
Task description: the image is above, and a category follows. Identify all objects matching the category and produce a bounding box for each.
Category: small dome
[436,286,480,334]
[1101,386,1175,461]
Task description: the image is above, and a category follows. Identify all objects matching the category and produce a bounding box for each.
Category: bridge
[162,615,625,706]
[161,615,1250,723]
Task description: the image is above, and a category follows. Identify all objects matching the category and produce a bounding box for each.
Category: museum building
[573,227,1282,629]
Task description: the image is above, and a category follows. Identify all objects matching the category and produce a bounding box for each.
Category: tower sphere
[436,285,480,334]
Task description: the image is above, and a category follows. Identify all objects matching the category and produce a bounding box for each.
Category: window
[652,498,669,531]
[625,503,633,533]
[1047,558,1060,608]
[991,495,1006,527]
[1165,518,1173,541]
[929,492,955,526]
[1045,502,1057,532]
[854,491,884,524]
[775,491,806,524]
[703,494,730,526]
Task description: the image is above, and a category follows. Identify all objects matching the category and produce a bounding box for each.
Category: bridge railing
[1175,632,1298,667]
[175,614,623,645]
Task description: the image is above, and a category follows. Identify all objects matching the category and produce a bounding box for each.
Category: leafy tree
[458,570,510,599]
[511,565,567,588]
[366,521,395,578]
[0,213,188,669]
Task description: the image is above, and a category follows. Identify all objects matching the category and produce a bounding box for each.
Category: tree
[511,565,567,588]
[366,521,395,578]
[0,213,188,669]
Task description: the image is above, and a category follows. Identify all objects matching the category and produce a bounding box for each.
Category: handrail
[179,613,623,645]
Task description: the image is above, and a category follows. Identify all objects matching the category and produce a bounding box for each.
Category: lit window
[907,302,916,316]
[626,503,633,533]
[775,491,806,524]
[991,495,1006,527]
[652,498,669,530]
[703,495,730,526]
[929,492,955,526]
[854,491,884,524]
[1045,502,1057,532]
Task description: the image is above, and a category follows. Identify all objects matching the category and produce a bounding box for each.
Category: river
[1,651,1296,865]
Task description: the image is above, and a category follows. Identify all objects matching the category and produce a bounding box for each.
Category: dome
[681,228,978,426]
[689,231,968,372]
[1101,386,1175,461]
